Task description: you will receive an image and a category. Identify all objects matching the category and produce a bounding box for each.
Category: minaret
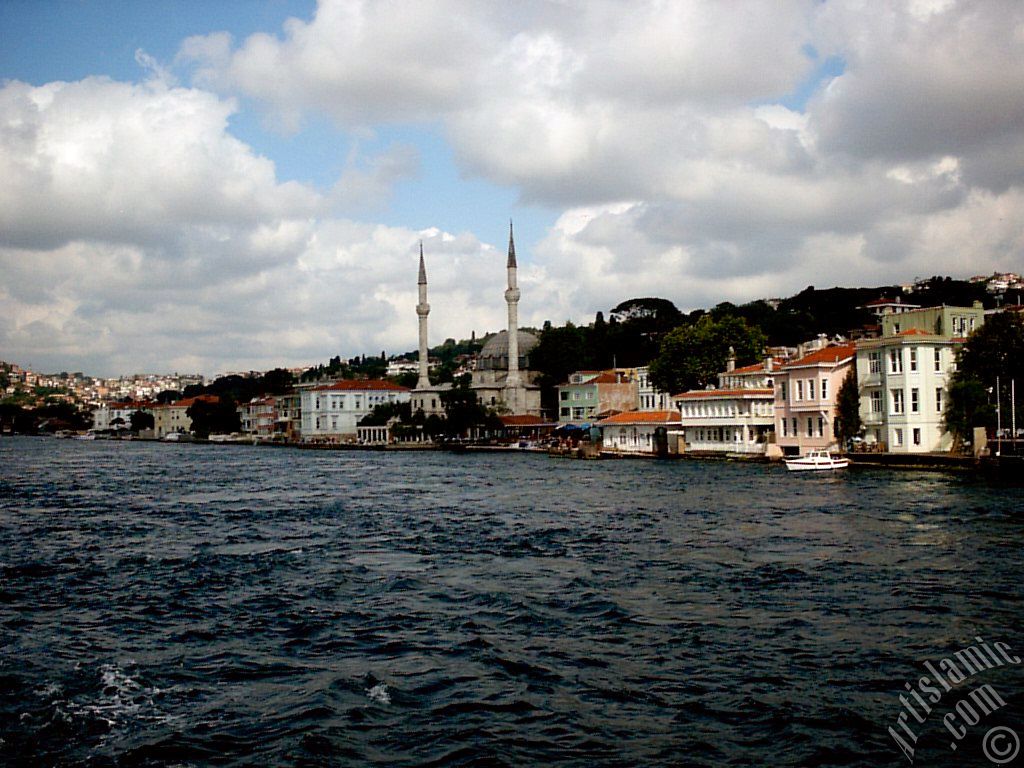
[416,243,431,390]
[504,221,522,409]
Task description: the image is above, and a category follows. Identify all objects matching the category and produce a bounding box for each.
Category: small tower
[416,243,431,390]
[504,221,522,401]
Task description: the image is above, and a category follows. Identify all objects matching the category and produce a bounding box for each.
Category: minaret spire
[416,242,431,390]
[504,221,522,407]
[507,219,517,268]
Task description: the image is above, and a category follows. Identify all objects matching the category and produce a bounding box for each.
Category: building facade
[300,380,410,441]
[152,395,217,438]
[774,344,856,455]
[598,410,682,454]
[557,371,638,424]
[674,356,776,454]
[635,366,673,411]
[855,331,964,452]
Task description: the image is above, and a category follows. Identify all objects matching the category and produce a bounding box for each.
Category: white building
[635,366,673,411]
[855,304,985,453]
[674,355,777,454]
[597,410,681,454]
[91,401,152,431]
[300,380,410,441]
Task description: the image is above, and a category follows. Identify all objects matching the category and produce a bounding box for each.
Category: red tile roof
[597,410,681,425]
[783,343,856,368]
[674,388,774,399]
[895,328,933,336]
[729,358,776,374]
[153,394,219,409]
[499,414,549,426]
[313,379,410,392]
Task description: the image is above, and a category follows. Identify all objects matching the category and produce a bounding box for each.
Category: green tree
[358,401,412,427]
[439,374,492,438]
[186,397,240,438]
[833,368,862,448]
[130,409,155,432]
[648,314,767,394]
[156,389,180,404]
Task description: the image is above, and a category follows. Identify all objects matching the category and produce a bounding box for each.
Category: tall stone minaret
[504,221,522,409]
[416,243,431,390]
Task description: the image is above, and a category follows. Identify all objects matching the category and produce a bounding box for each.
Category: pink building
[774,343,856,455]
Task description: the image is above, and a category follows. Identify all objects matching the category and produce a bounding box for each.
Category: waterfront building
[238,397,276,437]
[774,344,856,456]
[411,225,542,418]
[597,410,682,454]
[152,395,218,439]
[300,380,410,441]
[557,370,638,424]
[855,304,984,452]
[91,400,152,431]
[673,353,776,454]
[274,392,301,441]
[635,366,673,411]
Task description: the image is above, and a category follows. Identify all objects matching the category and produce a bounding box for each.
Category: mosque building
[410,223,542,417]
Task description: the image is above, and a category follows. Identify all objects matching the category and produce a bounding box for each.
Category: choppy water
[1,437,1022,767]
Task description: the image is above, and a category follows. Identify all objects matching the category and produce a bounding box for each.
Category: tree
[156,389,180,404]
[648,314,767,394]
[943,312,1024,448]
[833,368,862,448]
[439,374,491,438]
[130,410,155,432]
[186,397,239,438]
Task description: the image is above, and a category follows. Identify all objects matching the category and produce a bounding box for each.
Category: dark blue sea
[1,436,1022,767]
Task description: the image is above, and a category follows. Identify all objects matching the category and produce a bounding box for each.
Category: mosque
[410,223,542,417]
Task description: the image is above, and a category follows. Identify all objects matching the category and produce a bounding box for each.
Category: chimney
[726,346,736,372]
[765,356,773,373]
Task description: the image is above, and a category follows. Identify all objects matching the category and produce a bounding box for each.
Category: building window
[782,419,788,437]
[560,391,568,400]
[796,380,804,400]
[817,417,824,437]
[808,379,816,399]
[560,407,569,417]
[807,417,814,437]
[871,391,882,413]
[869,352,881,374]
[913,428,921,446]
[894,428,903,446]
[890,349,903,373]
[911,388,919,413]
[792,417,797,436]
[780,381,787,401]
[821,379,828,400]
[936,388,943,413]
[891,388,904,414]
[909,348,917,372]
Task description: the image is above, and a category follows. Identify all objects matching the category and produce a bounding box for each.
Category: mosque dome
[477,330,539,371]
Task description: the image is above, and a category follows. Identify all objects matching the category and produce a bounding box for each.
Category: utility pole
[996,376,1002,456]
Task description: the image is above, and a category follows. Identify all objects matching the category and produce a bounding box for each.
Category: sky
[1,0,1023,377]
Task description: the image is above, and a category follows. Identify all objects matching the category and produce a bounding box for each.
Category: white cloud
[0,76,516,375]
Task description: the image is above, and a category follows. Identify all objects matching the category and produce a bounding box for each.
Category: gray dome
[477,330,539,371]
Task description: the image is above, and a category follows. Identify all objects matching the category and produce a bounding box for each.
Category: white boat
[785,450,849,472]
